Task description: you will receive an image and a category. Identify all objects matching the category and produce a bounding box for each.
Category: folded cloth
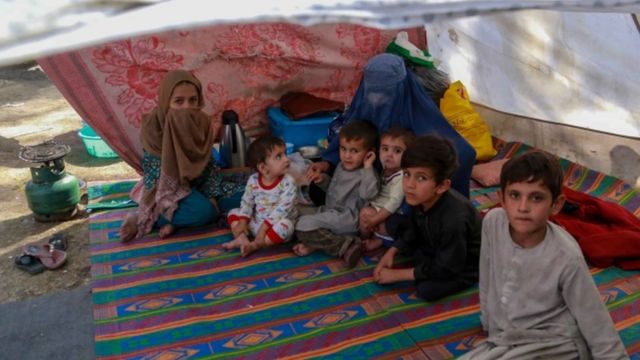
[385,31,436,68]
[551,186,640,270]
[280,92,344,120]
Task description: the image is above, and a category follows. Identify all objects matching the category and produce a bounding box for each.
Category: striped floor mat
[469,140,640,217]
[90,213,640,359]
[89,142,640,359]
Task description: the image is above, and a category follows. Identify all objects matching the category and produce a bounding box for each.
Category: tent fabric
[427,11,640,137]
[4,0,640,66]
[27,1,640,162]
[38,24,425,171]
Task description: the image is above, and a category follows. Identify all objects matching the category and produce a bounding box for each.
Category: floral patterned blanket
[38,24,424,172]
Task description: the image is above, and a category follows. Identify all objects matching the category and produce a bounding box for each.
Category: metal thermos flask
[219,110,248,168]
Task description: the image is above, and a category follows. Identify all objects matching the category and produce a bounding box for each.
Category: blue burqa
[322,53,476,197]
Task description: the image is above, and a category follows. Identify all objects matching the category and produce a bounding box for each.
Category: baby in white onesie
[223,135,298,257]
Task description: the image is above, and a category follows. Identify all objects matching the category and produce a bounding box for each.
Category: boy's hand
[375,267,395,284]
[360,209,385,230]
[374,247,396,280]
[363,151,376,168]
[376,268,414,284]
[360,211,373,230]
[379,247,397,268]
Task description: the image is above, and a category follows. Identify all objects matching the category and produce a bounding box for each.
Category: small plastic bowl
[285,142,294,154]
[298,145,322,159]
[78,125,118,158]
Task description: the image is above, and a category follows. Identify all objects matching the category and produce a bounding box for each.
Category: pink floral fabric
[38,23,425,171]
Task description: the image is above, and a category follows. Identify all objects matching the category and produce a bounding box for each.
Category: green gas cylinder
[20,142,80,221]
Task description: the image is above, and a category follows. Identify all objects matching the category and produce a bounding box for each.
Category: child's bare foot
[159,224,175,238]
[119,212,138,242]
[222,240,237,250]
[240,241,263,257]
[292,243,313,256]
[363,238,383,252]
[342,242,363,268]
[222,233,250,250]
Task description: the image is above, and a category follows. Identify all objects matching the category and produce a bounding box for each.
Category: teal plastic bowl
[77,124,118,158]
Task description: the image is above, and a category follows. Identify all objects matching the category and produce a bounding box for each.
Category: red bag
[280,92,344,120]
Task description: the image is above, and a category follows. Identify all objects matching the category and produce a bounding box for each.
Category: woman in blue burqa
[308,53,476,198]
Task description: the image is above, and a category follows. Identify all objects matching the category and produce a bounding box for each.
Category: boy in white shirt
[359,127,414,251]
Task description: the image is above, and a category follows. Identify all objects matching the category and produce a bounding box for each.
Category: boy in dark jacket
[374,135,481,301]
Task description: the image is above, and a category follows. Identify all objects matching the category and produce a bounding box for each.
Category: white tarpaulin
[2,0,640,66]
[427,11,640,137]
[1,0,639,138]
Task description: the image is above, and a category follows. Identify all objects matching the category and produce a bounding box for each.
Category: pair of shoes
[342,241,363,269]
[21,243,67,270]
[14,254,46,275]
[14,235,69,274]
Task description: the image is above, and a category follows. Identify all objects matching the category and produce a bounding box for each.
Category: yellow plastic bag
[440,81,496,161]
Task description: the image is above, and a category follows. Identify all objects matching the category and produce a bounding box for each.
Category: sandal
[48,234,68,251]
[14,254,46,275]
[22,243,67,270]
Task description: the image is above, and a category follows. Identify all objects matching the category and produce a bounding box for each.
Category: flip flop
[48,234,68,251]
[22,243,67,270]
[14,254,46,275]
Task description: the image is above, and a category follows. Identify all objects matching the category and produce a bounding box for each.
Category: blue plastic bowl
[77,124,118,158]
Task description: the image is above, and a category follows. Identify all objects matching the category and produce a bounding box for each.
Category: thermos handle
[222,110,240,155]
[230,124,237,153]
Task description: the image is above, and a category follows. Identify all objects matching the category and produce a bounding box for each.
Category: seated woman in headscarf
[119,70,222,242]
[308,53,476,198]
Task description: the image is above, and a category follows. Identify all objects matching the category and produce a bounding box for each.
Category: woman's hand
[208,197,220,213]
[312,173,330,185]
[211,114,222,141]
[306,160,330,183]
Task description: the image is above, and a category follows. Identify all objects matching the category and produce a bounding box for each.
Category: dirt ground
[0,62,138,304]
